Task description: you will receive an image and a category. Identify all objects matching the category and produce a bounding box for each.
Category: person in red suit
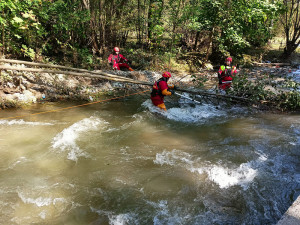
[151,71,176,111]
[108,47,134,71]
[218,57,237,90]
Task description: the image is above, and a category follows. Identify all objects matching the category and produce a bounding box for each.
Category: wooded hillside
[1,0,299,68]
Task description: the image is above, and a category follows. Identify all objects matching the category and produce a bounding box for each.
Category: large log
[0,65,151,85]
[0,58,142,83]
[253,62,290,67]
[0,59,252,104]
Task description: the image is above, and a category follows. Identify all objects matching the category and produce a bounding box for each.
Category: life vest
[218,65,237,83]
[219,65,236,76]
[151,77,166,97]
[109,54,126,64]
[113,54,122,63]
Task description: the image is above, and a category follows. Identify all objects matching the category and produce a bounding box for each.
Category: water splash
[154,149,264,189]
[0,119,54,126]
[51,116,107,161]
[90,207,137,225]
[142,99,227,123]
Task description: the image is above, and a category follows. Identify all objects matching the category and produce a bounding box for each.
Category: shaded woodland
[1,0,299,68]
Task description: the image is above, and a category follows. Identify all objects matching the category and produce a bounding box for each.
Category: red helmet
[226,57,232,62]
[114,47,120,52]
[162,71,172,78]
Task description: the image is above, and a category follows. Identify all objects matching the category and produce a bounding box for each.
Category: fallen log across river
[0,58,256,106]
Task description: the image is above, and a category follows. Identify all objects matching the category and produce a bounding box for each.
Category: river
[0,95,299,225]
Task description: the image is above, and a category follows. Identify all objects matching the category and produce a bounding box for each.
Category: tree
[0,0,45,59]
[183,0,281,61]
[281,0,300,58]
[147,0,164,43]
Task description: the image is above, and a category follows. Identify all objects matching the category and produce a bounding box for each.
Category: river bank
[0,59,299,110]
[0,61,151,109]
[277,195,300,225]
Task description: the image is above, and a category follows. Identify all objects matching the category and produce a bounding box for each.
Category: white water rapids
[0,97,299,225]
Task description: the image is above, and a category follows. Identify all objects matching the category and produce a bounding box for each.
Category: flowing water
[0,95,299,225]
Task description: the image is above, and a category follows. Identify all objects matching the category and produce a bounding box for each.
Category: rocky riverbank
[0,60,299,110]
[0,62,153,109]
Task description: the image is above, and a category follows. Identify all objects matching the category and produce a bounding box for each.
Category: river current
[0,94,299,225]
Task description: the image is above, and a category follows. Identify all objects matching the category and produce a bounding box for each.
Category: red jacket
[218,65,237,90]
[218,65,237,82]
[150,78,172,106]
[108,54,128,64]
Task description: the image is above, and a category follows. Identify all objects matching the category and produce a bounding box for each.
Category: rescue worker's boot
[157,103,167,111]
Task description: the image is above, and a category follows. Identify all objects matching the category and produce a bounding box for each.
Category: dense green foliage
[185,0,282,59]
[228,73,300,111]
[0,0,289,66]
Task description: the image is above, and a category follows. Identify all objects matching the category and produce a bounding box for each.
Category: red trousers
[113,63,131,70]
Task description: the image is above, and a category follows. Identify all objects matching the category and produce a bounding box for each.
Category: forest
[0,0,300,110]
[1,2,300,225]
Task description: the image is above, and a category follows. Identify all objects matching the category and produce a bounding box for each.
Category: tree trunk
[137,0,141,44]
[281,0,300,58]
[147,0,154,41]
[282,40,299,58]
[204,27,214,64]
[1,10,5,56]
[169,0,182,69]
[193,31,200,51]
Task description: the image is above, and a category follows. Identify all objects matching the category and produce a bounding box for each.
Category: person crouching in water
[108,47,134,71]
[151,71,176,111]
[218,57,237,90]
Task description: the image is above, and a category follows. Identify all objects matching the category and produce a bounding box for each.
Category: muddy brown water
[0,96,299,224]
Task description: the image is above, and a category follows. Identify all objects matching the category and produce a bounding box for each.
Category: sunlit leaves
[1,0,45,58]
[182,0,282,57]
[12,16,24,24]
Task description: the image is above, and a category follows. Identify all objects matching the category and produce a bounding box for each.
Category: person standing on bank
[108,47,134,71]
[151,71,176,111]
[218,57,237,90]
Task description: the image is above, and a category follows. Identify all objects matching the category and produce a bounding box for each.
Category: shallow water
[0,96,299,225]
[290,68,300,85]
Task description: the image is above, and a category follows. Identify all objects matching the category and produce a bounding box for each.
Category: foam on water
[0,119,54,126]
[7,157,28,170]
[51,116,107,161]
[152,200,184,225]
[142,99,227,123]
[154,149,194,166]
[11,185,73,224]
[154,149,266,189]
[145,199,194,225]
[18,194,64,207]
[108,213,133,225]
[90,207,137,225]
[200,164,257,189]
[120,114,144,130]
[18,192,65,207]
